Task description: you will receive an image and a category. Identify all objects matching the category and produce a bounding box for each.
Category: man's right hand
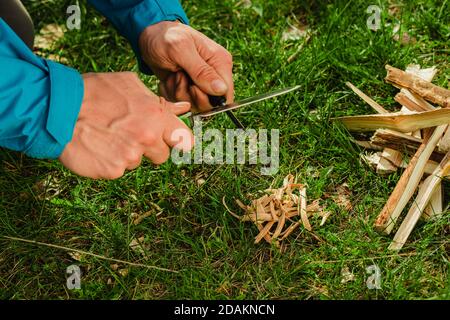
[59,72,194,180]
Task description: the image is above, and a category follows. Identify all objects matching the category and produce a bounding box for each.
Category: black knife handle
[208,95,227,108]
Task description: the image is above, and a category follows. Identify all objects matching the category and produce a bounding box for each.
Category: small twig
[3,236,179,273]
[346,82,389,114]
[307,251,417,264]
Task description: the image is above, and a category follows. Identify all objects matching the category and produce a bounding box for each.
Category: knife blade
[194,85,301,118]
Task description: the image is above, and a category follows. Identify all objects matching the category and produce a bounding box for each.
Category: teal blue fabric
[0,0,188,159]
[0,19,84,159]
[87,0,189,74]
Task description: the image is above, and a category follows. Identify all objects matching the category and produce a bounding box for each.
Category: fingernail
[211,80,227,94]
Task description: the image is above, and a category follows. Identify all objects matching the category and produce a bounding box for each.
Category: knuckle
[142,129,158,146]
[193,64,215,81]
[223,51,233,65]
[124,148,141,164]
[164,31,189,48]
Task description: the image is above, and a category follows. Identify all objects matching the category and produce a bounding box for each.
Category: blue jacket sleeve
[87,0,189,74]
[0,19,84,159]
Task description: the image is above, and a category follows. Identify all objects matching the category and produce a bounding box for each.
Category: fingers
[143,140,170,165]
[167,100,191,116]
[197,37,235,104]
[189,85,212,112]
[176,41,228,97]
[162,101,195,152]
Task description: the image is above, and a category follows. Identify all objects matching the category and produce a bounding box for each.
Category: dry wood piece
[398,159,439,176]
[423,183,442,220]
[224,174,329,245]
[374,125,448,234]
[389,150,450,250]
[346,82,389,114]
[438,126,450,153]
[376,148,403,174]
[385,65,450,108]
[355,140,383,151]
[342,64,448,250]
[336,108,450,133]
[370,129,445,163]
[395,92,429,112]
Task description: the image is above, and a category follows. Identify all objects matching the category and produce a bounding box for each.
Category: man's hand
[139,21,234,112]
[59,72,194,180]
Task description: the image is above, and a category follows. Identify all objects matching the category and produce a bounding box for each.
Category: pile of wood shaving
[224,174,332,246]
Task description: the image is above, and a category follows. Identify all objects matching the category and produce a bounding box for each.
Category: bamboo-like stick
[439,126,450,153]
[336,108,450,133]
[395,92,429,112]
[374,125,448,234]
[422,183,443,220]
[385,65,450,108]
[398,159,439,176]
[346,82,389,114]
[389,150,450,250]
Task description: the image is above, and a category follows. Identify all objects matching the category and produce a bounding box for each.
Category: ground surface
[0,0,448,299]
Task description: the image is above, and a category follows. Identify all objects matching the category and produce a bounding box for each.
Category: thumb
[168,101,191,116]
[178,50,228,96]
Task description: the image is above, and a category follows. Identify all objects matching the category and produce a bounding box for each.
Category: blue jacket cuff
[25,61,84,159]
[88,0,189,75]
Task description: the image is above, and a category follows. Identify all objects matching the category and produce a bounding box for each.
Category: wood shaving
[224,174,330,246]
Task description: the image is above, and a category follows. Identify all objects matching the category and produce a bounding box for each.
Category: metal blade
[194,85,301,118]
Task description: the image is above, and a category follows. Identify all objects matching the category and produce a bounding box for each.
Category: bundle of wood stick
[224,174,330,246]
[337,64,449,251]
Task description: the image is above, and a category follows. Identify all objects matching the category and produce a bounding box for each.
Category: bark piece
[385,65,450,108]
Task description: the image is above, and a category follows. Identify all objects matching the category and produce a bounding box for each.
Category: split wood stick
[402,65,437,111]
[371,129,445,163]
[346,82,389,114]
[377,148,403,174]
[422,183,443,220]
[385,65,450,108]
[395,92,429,112]
[439,126,450,153]
[374,125,448,234]
[399,159,439,176]
[336,108,450,133]
[400,89,435,111]
[376,156,397,174]
[389,150,450,250]
[355,140,383,151]
[345,82,404,173]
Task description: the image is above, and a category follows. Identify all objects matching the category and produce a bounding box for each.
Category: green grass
[0,0,449,299]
